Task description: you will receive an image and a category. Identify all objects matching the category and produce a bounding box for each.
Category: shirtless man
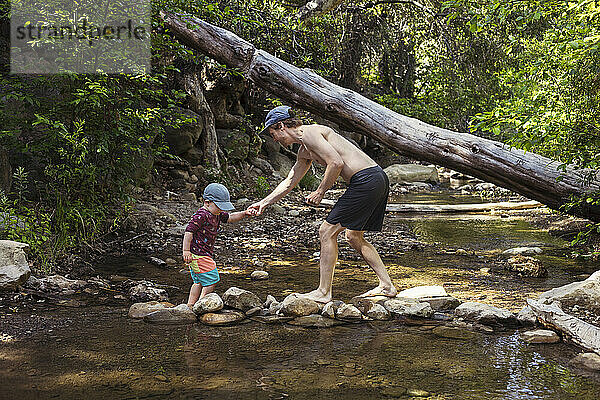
[249,106,397,303]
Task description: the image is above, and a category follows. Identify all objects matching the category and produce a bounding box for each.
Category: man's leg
[299,221,346,303]
[346,229,397,297]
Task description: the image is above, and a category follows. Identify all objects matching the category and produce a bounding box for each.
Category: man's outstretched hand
[305,190,324,206]
[247,201,266,216]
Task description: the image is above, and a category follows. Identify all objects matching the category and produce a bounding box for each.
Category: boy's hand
[248,201,266,216]
[182,250,193,263]
[244,208,256,217]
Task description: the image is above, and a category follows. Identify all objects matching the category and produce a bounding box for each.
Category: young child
[182,183,252,308]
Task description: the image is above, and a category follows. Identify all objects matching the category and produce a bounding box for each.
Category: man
[249,106,397,303]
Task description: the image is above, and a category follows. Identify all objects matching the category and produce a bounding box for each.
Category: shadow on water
[2,193,600,399]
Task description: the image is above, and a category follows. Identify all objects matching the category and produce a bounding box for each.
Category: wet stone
[288,314,344,328]
[251,315,294,324]
[517,306,538,326]
[223,287,262,311]
[280,294,321,317]
[569,353,600,371]
[245,306,262,316]
[336,304,362,320]
[250,270,269,280]
[420,296,461,311]
[143,304,197,325]
[128,301,175,319]
[521,329,560,344]
[366,304,391,321]
[454,302,517,326]
[384,298,434,318]
[192,293,223,315]
[397,285,448,299]
[432,326,477,340]
[200,310,245,326]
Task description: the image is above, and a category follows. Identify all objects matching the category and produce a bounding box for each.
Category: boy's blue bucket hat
[260,106,292,135]
[203,183,235,211]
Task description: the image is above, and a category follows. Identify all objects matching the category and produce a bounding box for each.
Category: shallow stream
[1,193,599,399]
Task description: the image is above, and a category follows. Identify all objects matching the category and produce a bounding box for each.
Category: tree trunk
[159,11,600,222]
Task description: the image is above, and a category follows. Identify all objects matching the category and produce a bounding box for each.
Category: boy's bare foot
[297,289,331,304]
[358,285,397,298]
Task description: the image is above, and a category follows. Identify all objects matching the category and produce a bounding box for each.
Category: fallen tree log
[528,299,600,355]
[320,199,542,213]
[159,12,600,222]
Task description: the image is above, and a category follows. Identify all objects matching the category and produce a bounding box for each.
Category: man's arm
[301,129,344,205]
[249,157,312,215]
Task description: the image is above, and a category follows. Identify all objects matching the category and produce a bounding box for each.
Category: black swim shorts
[326,165,389,231]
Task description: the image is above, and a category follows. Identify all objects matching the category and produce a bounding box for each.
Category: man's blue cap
[260,105,292,135]
[203,183,235,211]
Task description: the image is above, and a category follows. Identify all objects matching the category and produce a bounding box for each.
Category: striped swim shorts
[187,255,220,287]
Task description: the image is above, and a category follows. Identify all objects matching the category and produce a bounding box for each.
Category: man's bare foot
[358,285,398,298]
[296,289,332,304]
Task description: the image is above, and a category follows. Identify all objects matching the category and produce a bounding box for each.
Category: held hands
[247,201,266,216]
[305,190,324,206]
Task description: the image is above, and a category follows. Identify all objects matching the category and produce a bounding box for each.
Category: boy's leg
[187,283,202,308]
[345,229,397,297]
[200,284,216,298]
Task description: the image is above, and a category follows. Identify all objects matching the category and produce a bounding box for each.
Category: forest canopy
[1,0,599,267]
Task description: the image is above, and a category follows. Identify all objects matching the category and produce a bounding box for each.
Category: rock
[350,297,379,315]
[502,247,543,256]
[223,287,262,311]
[504,255,547,277]
[289,210,300,217]
[321,300,345,318]
[148,257,167,268]
[383,164,439,185]
[280,294,321,317]
[454,302,517,326]
[516,306,538,326]
[251,315,294,324]
[336,304,362,320]
[384,298,434,318]
[216,129,250,162]
[38,275,86,292]
[569,353,600,371]
[432,326,477,340]
[264,295,278,308]
[0,240,30,291]
[366,304,391,320]
[128,301,174,319]
[548,217,591,238]
[182,193,197,202]
[165,258,176,266]
[288,314,344,328]
[270,204,286,215]
[538,270,600,313]
[245,306,262,317]
[200,310,245,326]
[164,108,203,154]
[269,153,294,176]
[521,329,560,344]
[420,296,461,311]
[182,147,204,165]
[249,157,274,175]
[406,389,430,397]
[128,281,169,302]
[268,301,283,315]
[192,293,224,315]
[250,270,269,280]
[143,304,197,324]
[397,285,448,299]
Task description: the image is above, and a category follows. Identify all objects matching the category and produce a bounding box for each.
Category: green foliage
[255,176,270,197]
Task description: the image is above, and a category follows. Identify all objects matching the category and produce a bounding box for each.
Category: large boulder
[192,293,224,315]
[383,164,439,185]
[454,302,517,326]
[270,153,294,176]
[280,294,321,317]
[223,287,262,311]
[0,240,30,291]
[164,108,203,155]
[538,271,600,313]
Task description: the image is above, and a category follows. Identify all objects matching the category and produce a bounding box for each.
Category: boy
[182,183,252,308]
